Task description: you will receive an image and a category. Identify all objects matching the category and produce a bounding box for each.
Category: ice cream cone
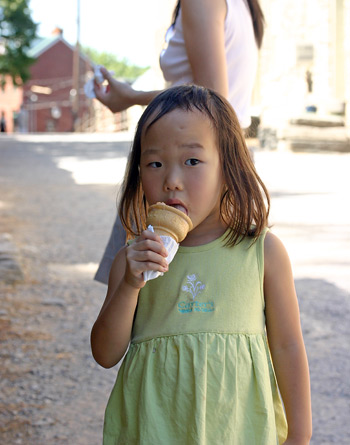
[146,202,193,243]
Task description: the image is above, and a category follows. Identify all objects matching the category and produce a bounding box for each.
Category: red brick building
[22,28,93,132]
[1,29,128,133]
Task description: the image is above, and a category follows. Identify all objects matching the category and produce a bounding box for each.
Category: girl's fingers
[126,246,168,269]
[129,258,168,274]
[134,231,168,257]
[123,230,170,285]
[124,248,168,287]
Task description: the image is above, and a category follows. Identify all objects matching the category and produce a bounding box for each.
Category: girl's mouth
[166,200,188,215]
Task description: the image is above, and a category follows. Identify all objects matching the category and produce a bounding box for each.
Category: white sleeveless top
[159,0,258,128]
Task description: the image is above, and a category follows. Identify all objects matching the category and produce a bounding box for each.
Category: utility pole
[72,0,80,131]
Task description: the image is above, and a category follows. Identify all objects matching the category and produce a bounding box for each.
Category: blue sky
[29,0,175,67]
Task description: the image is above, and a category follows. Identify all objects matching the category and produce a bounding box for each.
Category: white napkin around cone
[143,225,179,282]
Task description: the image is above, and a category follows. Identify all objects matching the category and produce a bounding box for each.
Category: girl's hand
[93,66,135,113]
[124,229,169,289]
[283,439,310,445]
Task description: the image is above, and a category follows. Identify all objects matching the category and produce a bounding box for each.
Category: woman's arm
[93,66,163,113]
[90,230,169,368]
[264,231,312,444]
[181,0,228,97]
[94,0,228,113]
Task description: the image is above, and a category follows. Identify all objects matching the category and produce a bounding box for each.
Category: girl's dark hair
[119,85,270,247]
[171,0,264,49]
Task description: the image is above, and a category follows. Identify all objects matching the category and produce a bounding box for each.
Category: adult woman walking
[94,0,264,284]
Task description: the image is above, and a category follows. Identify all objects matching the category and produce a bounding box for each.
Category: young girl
[91,85,312,444]
[94,0,265,284]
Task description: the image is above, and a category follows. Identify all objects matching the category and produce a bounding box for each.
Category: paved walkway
[0,134,349,444]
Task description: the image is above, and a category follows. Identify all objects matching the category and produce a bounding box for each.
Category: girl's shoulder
[264,231,292,276]
[264,230,285,252]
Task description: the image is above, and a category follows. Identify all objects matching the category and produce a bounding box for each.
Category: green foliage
[83,46,149,82]
[0,0,37,85]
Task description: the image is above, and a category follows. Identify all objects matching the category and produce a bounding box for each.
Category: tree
[83,46,148,82]
[0,0,37,86]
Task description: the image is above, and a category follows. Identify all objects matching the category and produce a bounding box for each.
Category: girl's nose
[163,168,183,191]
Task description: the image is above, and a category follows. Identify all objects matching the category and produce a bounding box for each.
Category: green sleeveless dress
[103,229,288,444]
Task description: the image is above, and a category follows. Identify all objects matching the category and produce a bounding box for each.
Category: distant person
[94,0,265,284]
[91,85,312,444]
[17,105,28,133]
[0,112,6,133]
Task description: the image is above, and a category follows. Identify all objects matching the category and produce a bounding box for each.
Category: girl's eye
[185,158,200,166]
[148,161,162,168]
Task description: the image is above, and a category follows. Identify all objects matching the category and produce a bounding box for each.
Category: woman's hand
[93,66,162,113]
[123,229,169,289]
[93,66,135,113]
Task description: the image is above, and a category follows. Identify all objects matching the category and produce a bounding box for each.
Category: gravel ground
[0,136,126,444]
[0,135,349,444]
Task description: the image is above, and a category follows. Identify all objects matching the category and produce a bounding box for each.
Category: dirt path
[0,137,123,444]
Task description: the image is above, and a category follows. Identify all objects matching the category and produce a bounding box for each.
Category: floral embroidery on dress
[178,274,214,314]
[182,274,205,300]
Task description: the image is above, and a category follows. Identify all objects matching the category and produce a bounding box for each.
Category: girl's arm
[264,231,312,444]
[94,66,162,113]
[181,0,228,97]
[90,230,169,368]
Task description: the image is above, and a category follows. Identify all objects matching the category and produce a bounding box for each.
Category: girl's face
[140,108,226,246]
